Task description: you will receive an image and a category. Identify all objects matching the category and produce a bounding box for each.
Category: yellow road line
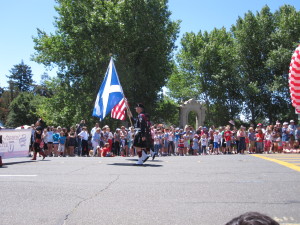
[280,159,300,161]
[267,154,300,158]
[252,154,300,173]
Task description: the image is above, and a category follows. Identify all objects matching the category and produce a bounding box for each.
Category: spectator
[248,127,256,154]
[58,131,66,157]
[237,126,247,154]
[53,128,60,157]
[78,127,89,156]
[224,125,232,154]
[192,134,199,155]
[91,128,101,156]
[68,130,76,156]
[200,134,208,155]
[255,128,264,153]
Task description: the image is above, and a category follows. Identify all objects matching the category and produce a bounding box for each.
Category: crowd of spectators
[29,119,300,158]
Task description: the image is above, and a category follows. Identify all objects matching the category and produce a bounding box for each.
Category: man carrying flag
[127,103,152,165]
[92,58,151,165]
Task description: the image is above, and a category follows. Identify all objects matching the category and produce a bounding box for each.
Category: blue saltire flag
[92,58,124,120]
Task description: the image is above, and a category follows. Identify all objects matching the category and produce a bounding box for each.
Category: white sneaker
[136,157,143,165]
[142,150,149,163]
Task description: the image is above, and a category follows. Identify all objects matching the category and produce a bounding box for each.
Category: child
[264,127,272,153]
[237,126,247,154]
[52,128,60,157]
[224,125,232,154]
[100,143,110,157]
[213,130,221,154]
[177,134,185,156]
[154,130,162,156]
[255,129,264,153]
[120,135,128,157]
[200,134,208,155]
[248,127,256,153]
[68,131,76,156]
[183,132,190,156]
[281,122,290,151]
[192,134,199,155]
[231,131,237,154]
[42,128,49,156]
[58,131,67,156]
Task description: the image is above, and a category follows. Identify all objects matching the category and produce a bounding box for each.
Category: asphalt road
[0,154,300,225]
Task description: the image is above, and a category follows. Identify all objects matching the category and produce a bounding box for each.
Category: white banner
[0,129,32,159]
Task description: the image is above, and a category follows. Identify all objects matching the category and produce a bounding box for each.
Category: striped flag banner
[111,98,127,120]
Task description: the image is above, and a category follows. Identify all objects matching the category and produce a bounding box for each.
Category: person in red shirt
[255,129,264,153]
[224,125,232,154]
[99,143,110,157]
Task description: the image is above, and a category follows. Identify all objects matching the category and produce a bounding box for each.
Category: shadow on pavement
[125,159,164,162]
[108,163,163,167]
[0,160,37,168]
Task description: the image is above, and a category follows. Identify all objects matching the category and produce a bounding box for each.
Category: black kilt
[133,132,147,148]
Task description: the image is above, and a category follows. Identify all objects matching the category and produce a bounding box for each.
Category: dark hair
[225,212,279,225]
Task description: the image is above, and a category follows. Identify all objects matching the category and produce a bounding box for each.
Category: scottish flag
[92,58,124,120]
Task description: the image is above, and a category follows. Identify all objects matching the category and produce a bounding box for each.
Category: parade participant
[130,103,149,165]
[31,121,46,160]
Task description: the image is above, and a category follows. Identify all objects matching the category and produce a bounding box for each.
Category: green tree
[33,0,179,127]
[232,5,300,123]
[6,61,34,97]
[168,5,300,125]
[33,73,52,97]
[152,95,179,126]
[6,92,43,127]
[0,85,9,125]
[168,28,241,125]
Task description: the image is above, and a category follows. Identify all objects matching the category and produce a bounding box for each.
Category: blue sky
[0,0,299,87]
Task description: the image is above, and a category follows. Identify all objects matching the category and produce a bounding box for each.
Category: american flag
[111,98,127,120]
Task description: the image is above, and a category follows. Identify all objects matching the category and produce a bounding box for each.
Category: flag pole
[110,57,133,127]
[124,98,134,127]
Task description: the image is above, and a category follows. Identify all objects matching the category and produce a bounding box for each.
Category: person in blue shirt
[58,131,67,156]
[92,128,101,156]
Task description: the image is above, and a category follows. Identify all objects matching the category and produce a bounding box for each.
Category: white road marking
[0,175,37,177]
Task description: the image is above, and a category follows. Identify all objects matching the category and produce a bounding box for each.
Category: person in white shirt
[200,134,208,155]
[46,126,54,156]
[213,130,222,154]
[90,123,100,136]
[78,127,89,156]
[167,128,175,156]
